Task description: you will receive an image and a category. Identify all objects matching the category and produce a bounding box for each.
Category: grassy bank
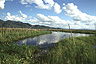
[0,35,95,64]
[0,28,51,64]
[36,35,96,64]
[0,28,96,64]
[47,29,96,34]
[0,36,96,64]
[0,28,51,44]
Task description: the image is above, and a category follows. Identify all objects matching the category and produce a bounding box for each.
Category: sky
[0,0,96,30]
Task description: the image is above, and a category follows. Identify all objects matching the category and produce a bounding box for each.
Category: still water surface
[15,31,92,46]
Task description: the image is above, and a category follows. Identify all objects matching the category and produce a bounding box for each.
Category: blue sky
[0,0,96,29]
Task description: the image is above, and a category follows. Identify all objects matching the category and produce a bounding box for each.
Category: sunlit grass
[0,28,96,64]
[0,43,40,64]
[36,35,96,64]
[0,28,51,64]
[0,28,51,44]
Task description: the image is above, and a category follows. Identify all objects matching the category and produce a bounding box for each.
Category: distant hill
[0,19,56,29]
[31,25,55,29]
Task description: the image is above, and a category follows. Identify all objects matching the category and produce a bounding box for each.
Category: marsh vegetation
[0,28,96,64]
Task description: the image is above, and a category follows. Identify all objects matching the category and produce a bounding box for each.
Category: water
[15,31,92,46]
[94,46,96,50]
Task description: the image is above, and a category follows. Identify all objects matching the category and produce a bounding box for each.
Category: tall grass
[0,28,96,64]
[36,35,96,64]
[0,43,41,64]
[0,36,95,64]
[0,28,51,64]
[0,28,51,44]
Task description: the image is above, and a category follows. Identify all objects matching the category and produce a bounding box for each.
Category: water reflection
[94,46,96,50]
[15,31,92,46]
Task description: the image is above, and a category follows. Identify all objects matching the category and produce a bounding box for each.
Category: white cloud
[18,11,27,18]
[44,0,54,7]
[63,3,96,25]
[28,13,96,29]
[20,0,63,14]
[0,0,14,9]
[34,0,51,10]
[54,3,62,14]
[20,0,27,4]
[62,3,96,29]
[20,0,54,10]
[63,3,65,6]
[0,0,5,9]
[5,12,23,21]
[36,14,50,21]
[5,11,27,21]
[28,14,68,28]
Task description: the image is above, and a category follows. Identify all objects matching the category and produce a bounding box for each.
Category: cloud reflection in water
[15,32,91,46]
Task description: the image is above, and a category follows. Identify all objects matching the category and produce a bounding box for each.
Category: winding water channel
[14,31,95,56]
[15,31,92,46]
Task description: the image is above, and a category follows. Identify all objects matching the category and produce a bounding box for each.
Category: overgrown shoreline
[0,28,51,64]
[46,29,96,34]
[0,28,96,64]
[0,28,51,44]
[0,35,96,64]
[36,35,96,64]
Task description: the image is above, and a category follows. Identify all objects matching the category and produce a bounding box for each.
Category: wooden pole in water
[68,24,75,45]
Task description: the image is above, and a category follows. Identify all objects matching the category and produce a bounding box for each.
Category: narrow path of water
[15,31,92,46]
[14,31,94,56]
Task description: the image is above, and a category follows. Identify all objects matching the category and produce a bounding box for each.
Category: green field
[0,28,96,64]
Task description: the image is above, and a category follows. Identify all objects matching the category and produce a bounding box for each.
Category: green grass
[0,28,96,64]
[0,28,52,64]
[0,43,41,64]
[47,29,96,34]
[36,35,96,64]
[0,28,51,44]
